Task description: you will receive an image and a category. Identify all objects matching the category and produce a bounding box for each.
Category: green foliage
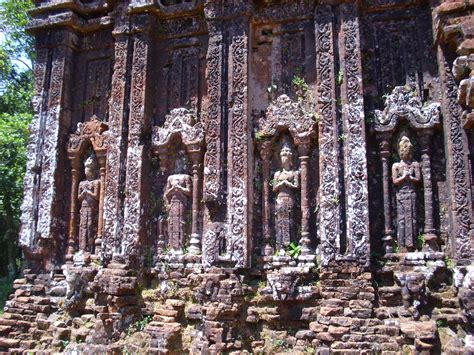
[417,234,426,250]
[392,240,400,254]
[127,315,153,336]
[0,0,34,65]
[292,75,308,98]
[255,130,265,141]
[0,275,15,315]
[287,242,302,259]
[444,256,455,270]
[60,340,70,349]
[436,319,448,328]
[336,69,344,86]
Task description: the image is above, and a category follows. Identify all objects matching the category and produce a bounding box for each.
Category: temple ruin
[1,0,473,353]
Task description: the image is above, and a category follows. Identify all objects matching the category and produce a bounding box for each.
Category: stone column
[297,142,311,255]
[260,139,273,256]
[102,13,133,260]
[66,158,81,259]
[437,47,474,261]
[19,46,49,253]
[339,3,370,264]
[227,18,252,268]
[121,14,153,258]
[377,134,393,254]
[417,130,438,251]
[19,30,76,266]
[315,6,342,266]
[188,149,203,255]
[95,153,107,256]
[202,17,225,204]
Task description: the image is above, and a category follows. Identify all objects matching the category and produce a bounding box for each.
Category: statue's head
[280,136,293,168]
[84,154,98,180]
[398,135,413,161]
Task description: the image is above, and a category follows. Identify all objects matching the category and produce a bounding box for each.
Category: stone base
[0,259,472,353]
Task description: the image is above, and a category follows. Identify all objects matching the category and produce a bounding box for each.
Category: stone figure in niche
[165,152,192,251]
[78,154,100,252]
[392,135,421,251]
[273,138,299,251]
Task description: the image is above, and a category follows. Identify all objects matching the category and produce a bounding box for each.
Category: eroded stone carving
[256,94,316,257]
[273,139,300,252]
[374,86,440,132]
[67,115,109,259]
[374,86,440,254]
[152,108,204,255]
[78,155,101,253]
[164,154,193,251]
[392,136,421,251]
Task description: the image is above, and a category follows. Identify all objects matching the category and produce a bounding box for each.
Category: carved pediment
[374,86,440,132]
[256,95,317,144]
[68,115,109,157]
[152,108,204,150]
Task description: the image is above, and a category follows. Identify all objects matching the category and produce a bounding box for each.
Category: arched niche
[255,94,317,257]
[374,86,441,254]
[67,115,109,260]
[152,108,205,256]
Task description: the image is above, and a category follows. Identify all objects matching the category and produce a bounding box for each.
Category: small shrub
[287,242,302,259]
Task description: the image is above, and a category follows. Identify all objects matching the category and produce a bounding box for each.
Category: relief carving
[392,136,421,251]
[78,155,101,253]
[152,108,204,255]
[164,154,193,251]
[374,86,440,254]
[273,139,300,252]
[256,95,316,257]
[67,115,109,259]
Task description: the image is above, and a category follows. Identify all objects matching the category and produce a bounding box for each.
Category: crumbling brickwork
[1,0,473,354]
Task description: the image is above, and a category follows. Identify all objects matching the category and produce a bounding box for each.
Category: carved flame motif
[68,115,109,155]
[374,86,440,131]
[153,108,204,149]
[257,94,316,142]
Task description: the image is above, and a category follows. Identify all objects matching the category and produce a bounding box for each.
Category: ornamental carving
[374,88,441,254]
[256,95,316,257]
[78,155,101,253]
[68,115,109,156]
[152,108,204,255]
[273,139,299,252]
[67,116,109,259]
[164,154,193,251]
[374,86,440,132]
[392,136,421,251]
[257,94,316,145]
[152,108,204,170]
[9,1,474,353]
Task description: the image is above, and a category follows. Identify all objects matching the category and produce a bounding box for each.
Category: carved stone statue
[392,136,421,251]
[78,154,100,252]
[165,153,192,251]
[273,139,299,252]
